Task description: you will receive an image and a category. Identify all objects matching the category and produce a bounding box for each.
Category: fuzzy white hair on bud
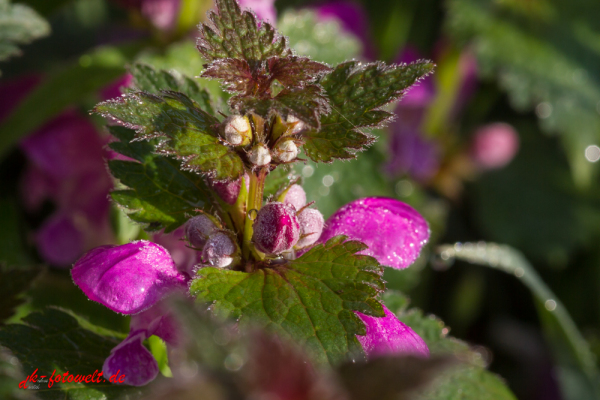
[296,208,324,249]
[273,139,298,163]
[286,115,306,135]
[249,143,271,166]
[223,115,252,146]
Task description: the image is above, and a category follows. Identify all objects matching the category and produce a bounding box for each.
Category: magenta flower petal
[130,302,179,345]
[71,241,188,314]
[103,330,159,386]
[319,198,429,269]
[36,213,84,267]
[356,305,429,358]
[152,228,200,278]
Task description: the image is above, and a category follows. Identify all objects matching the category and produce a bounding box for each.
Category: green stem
[242,168,267,262]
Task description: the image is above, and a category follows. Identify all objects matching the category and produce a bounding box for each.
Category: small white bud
[223,115,252,146]
[273,139,298,163]
[249,143,271,166]
[286,115,306,135]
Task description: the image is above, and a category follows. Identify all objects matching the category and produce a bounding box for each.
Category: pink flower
[71,194,430,383]
[238,0,277,24]
[471,122,520,170]
[317,197,430,359]
[315,1,374,59]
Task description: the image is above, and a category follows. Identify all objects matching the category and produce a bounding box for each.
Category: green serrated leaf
[108,126,213,232]
[304,60,435,162]
[96,90,245,180]
[198,0,291,65]
[129,63,215,115]
[0,308,143,400]
[190,236,385,365]
[0,0,50,70]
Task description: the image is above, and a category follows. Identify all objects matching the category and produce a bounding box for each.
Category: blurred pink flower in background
[0,74,136,266]
[111,0,182,31]
[20,112,114,266]
[471,122,520,170]
[238,0,277,23]
[315,1,374,59]
[386,47,479,182]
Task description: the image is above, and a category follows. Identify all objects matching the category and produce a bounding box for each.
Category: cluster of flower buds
[185,214,240,268]
[251,184,324,256]
[221,113,304,168]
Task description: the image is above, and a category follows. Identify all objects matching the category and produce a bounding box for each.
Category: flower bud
[223,115,252,146]
[252,202,300,254]
[185,215,218,249]
[208,173,250,205]
[249,143,271,166]
[273,139,298,163]
[279,184,306,211]
[286,115,306,135]
[201,232,239,268]
[296,208,324,249]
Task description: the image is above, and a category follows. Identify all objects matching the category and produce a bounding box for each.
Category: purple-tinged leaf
[268,56,332,88]
[197,0,290,64]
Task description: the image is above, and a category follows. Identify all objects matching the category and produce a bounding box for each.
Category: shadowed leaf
[190,236,385,365]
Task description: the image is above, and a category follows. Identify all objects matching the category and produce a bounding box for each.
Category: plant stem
[242,167,267,262]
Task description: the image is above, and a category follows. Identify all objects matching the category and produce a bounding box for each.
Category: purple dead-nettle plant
[72,0,435,386]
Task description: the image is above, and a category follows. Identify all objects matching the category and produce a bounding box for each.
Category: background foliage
[1,0,600,399]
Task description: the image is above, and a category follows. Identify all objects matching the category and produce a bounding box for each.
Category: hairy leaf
[96,90,245,180]
[0,0,50,72]
[129,63,215,115]
[268,56,331,89]
[190,236,385,365]
[202,56,330,99]
[236,85,330,128]
[197,0,290,65]
[108,126,213,233]
[0,308,143,399]
[305,60,434,162]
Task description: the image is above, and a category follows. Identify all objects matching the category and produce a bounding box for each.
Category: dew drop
[545,299,557,311]
[247,209,258,220]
